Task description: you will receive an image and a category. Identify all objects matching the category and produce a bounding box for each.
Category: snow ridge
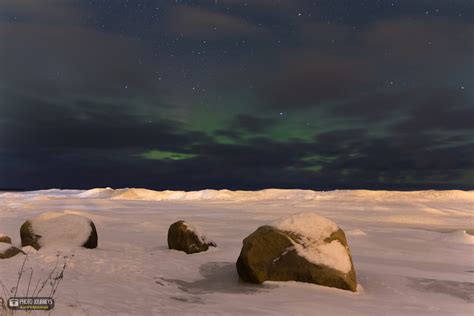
[71,188,474,202]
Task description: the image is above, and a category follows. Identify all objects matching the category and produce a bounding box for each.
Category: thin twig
[25,268,34,298]
[34,254,59,297]
[13,254,28,297]
[32,277,42,299]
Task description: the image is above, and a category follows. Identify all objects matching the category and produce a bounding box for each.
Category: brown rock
[167,221,216,254]
[236,225,357,292]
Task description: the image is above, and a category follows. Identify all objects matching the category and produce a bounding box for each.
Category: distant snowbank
[1,187,473,202]
[0,189,82,200]
[76,188,320,201]
[66,188,474,202]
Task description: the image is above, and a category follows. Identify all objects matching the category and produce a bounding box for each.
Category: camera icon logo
[8,298,19,308]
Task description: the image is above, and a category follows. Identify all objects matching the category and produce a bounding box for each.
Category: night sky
[0,0,473,191]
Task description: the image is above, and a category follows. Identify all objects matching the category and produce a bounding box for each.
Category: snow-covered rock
[0,242,24,259]
[236,211,357,291]
[20,212,98,250]
[0,234,12,244]
[167,221,216,254]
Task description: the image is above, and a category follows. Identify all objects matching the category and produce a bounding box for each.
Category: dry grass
[1,252,74,315]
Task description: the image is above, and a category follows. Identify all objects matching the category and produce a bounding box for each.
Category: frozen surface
[272,211,351,273]
[0,188,473,315]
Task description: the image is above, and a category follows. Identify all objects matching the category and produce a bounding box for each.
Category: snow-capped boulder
[20,212,98,250]
[0,234,12,244]
[167,221,216,254]
[0,242,24,259]
[236,212,357,291]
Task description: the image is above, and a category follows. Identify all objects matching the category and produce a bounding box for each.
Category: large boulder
[20,212,98,250]
[167,221,216,254]
[236,212,357,292]
[0,242,24,259]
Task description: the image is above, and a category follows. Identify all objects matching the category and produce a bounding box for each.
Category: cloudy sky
[0,0,473,190]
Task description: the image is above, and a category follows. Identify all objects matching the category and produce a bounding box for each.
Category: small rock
[0,235,12,244]
[167,221,216,254]
[0,242,24,259]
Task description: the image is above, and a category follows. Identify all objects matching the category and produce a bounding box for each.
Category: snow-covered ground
[0,188,473,315]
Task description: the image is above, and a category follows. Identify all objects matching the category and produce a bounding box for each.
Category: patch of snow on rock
[21,246,38,254]
[182,222,213,244]
[31,212,93,249]
[272,212,352,274]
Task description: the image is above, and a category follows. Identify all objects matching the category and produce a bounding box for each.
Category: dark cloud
[0,92,211,151]
[329,87,472,125]
[3,127,472,190]
[394,103,474,133]
[298,22,354,46]
[0,0,83,21]
[262,51,376,108]
[314,128,367,145]
[229,114,276,133]
[163,5,270,40]
[1,111,473,190]
[214,114,276,141]
[210,0,307,23]
[261,15,473,110]
[329,91,414,120]
[0,21,153,96]
[362,17,474,67]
